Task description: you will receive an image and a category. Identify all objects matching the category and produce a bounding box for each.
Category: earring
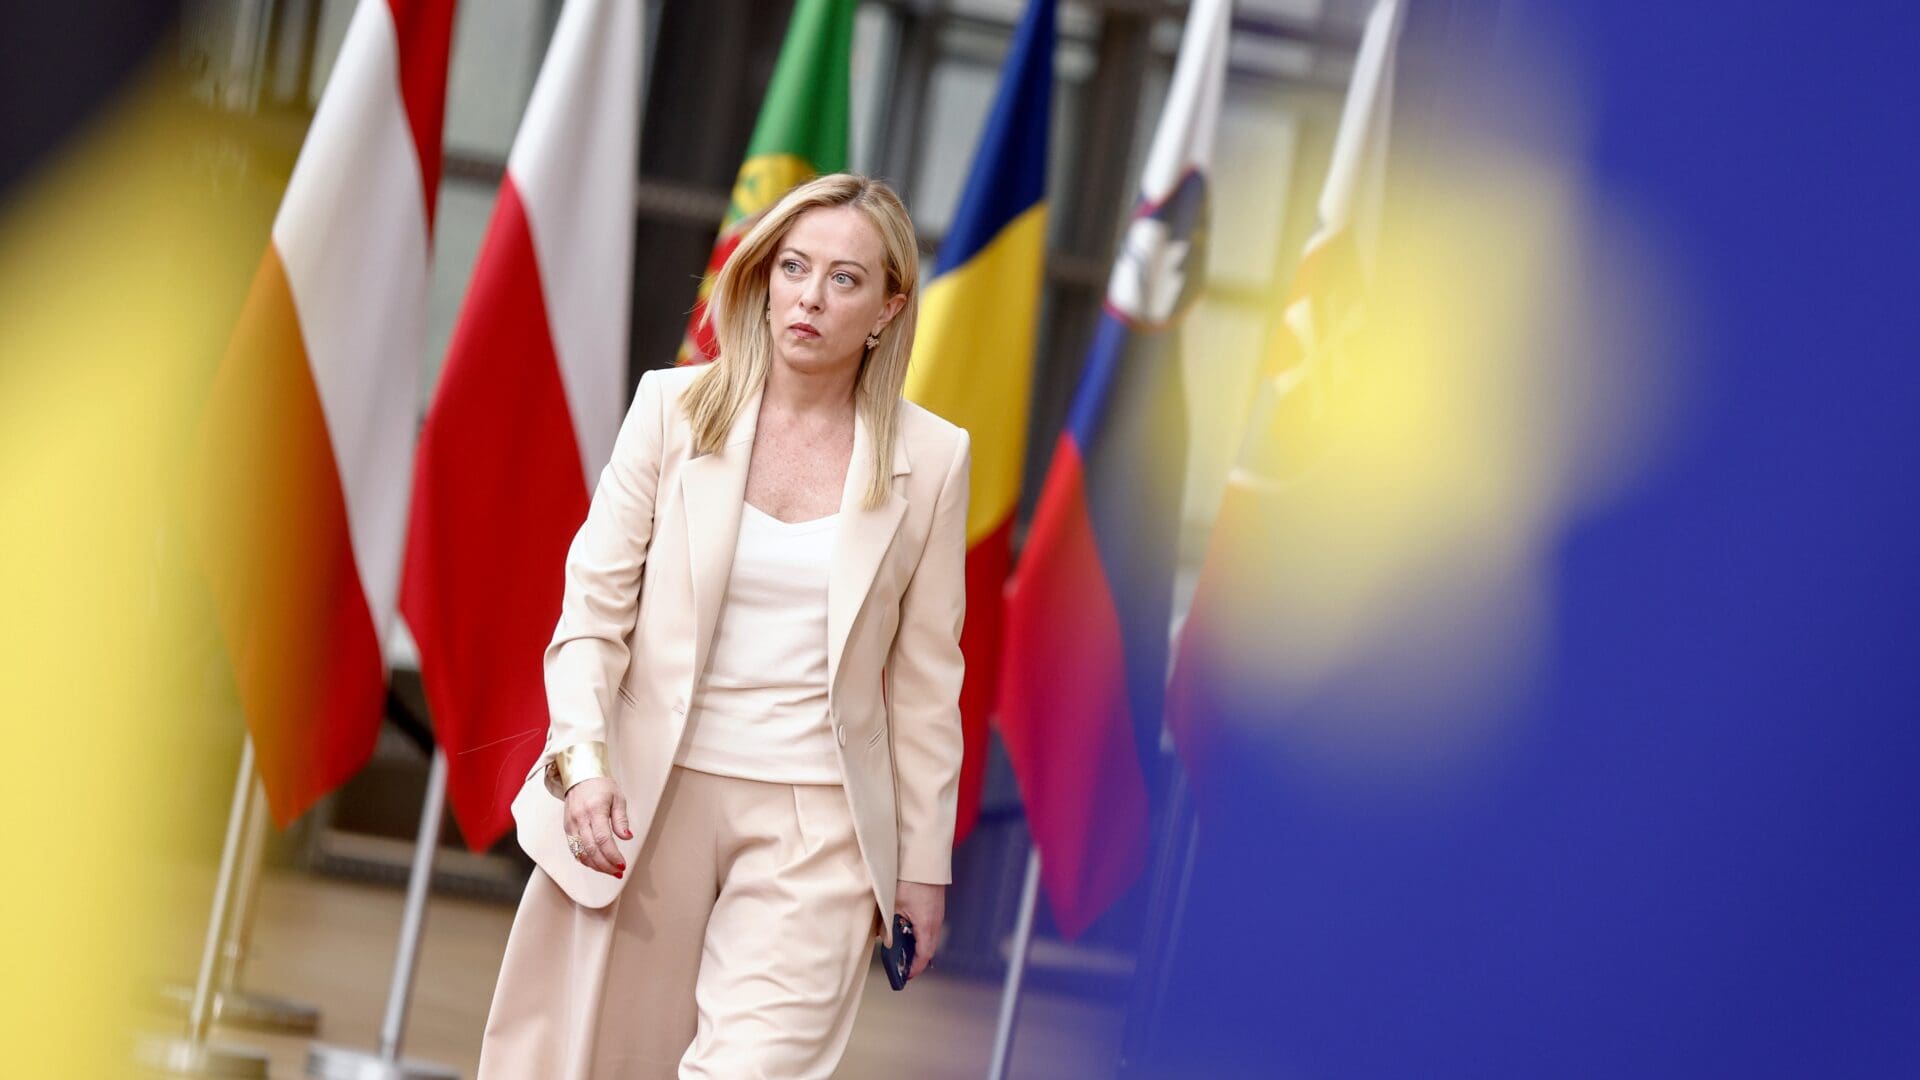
[865,331,882,349]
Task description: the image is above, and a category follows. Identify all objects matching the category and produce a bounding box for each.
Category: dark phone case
[882,914,916,990]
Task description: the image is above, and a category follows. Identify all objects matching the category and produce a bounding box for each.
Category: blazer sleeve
[533,367,666,797]
[889,427,971,885]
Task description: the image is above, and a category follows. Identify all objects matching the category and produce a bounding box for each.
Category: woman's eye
[782,259,802,274]
[833,272,854,286]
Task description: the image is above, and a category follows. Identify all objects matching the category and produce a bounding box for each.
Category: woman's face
[765,205,905,378]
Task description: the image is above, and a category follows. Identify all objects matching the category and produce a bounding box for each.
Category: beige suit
[479,364,969,1077]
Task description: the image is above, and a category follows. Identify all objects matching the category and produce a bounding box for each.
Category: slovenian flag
[400,0,642,849]
[998,0,1230,938]
[196,0,456,826]
[676,0,854,365]
[904,0,1054,845]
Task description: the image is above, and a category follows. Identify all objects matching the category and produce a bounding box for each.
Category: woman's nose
[798,273,826,311]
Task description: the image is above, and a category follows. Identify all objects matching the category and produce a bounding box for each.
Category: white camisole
[673,502,843,785]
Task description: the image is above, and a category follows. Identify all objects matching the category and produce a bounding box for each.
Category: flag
[997,0,1230,939]
[400,0,642,849]
[1166,0,1403,787]
[676,0,854,365]
[904,0,1055,846]
[196,0,456,826]
[0,20,290,1066]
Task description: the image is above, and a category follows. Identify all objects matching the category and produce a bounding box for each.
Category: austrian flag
[198,0,456,827]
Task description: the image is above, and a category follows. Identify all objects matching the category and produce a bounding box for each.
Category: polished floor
[145,870,1123,1078]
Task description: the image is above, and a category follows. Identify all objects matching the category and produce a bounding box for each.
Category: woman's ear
[873,291,908,334]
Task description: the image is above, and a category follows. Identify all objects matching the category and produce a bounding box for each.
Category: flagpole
[306,749,458,1080]
[159,772,323,1034]
[135,737,270,1077]
[1115,750,1202,1075]
[987,846,1043,1080]
[218,775,274,992]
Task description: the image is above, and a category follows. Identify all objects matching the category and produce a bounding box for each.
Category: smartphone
[881,913,916,991]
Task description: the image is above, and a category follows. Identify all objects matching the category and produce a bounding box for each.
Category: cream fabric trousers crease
[478,766,878,1080]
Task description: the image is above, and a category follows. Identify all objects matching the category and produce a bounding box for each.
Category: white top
[674,503,843,785]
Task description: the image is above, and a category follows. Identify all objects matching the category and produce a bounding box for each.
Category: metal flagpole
[1115,751,1201,1075]
[306,749,459,1080]
[135,738,271,1077]
[987,846,1043,1080]
[159,771,323,1034]
[219,777,274,992]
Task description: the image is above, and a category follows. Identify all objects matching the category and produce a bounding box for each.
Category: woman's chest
[743,425,854,521]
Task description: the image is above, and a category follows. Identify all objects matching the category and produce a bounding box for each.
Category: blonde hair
[681,173,921,510]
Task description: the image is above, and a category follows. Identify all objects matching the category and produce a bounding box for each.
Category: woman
[477,173,969,1079]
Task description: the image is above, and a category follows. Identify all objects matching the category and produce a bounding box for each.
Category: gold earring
[865,331,882,349]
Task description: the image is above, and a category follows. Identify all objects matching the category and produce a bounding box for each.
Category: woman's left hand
[894,880,945,981]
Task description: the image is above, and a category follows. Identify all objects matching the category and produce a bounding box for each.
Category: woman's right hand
[563,777,631,877]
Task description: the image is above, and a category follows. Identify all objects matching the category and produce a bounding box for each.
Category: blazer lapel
[680,383,761,689]
[827,409,910,698]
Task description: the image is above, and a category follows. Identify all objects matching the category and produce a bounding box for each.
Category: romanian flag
[197,0,456,826]
[676,0,854,365]
[1166,0,1402,788]
[401,0,642,849]
[904,0,1054,846]
[997,0,1230,940]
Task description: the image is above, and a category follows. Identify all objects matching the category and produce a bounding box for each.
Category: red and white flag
[401,0,642,848]
[199,0,455,826]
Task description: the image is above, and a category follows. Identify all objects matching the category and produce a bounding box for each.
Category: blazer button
[836,725,848,746]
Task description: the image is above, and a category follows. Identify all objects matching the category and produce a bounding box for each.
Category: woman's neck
[762,357,858,421]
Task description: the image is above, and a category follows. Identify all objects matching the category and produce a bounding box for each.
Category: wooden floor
[142,870,1123,1078]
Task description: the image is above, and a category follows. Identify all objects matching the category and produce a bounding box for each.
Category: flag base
[134,1035,269,1078]
[305,1045,460,1080]
[157,983,322,1035]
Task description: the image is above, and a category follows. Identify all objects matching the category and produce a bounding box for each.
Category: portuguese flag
[677,0,854,365]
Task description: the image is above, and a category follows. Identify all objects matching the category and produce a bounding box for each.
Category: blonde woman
[477,174,969,1079]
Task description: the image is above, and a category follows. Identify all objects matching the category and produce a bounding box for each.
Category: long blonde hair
[681,173,922,510]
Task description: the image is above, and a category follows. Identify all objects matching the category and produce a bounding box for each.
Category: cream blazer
[512,364,969,933]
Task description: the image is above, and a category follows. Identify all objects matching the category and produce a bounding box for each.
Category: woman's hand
[563,777,631,877]
[894,879,945,981]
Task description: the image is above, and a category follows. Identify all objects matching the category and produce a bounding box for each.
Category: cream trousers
[478,766,878,1079]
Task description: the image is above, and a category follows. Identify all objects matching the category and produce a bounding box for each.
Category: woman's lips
[789,322,820,339]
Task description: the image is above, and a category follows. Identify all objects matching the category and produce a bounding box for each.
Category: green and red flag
[677,0,854,365]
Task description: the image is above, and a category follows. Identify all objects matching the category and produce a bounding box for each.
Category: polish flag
[198,0,455,827]
[400,0,642,849]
